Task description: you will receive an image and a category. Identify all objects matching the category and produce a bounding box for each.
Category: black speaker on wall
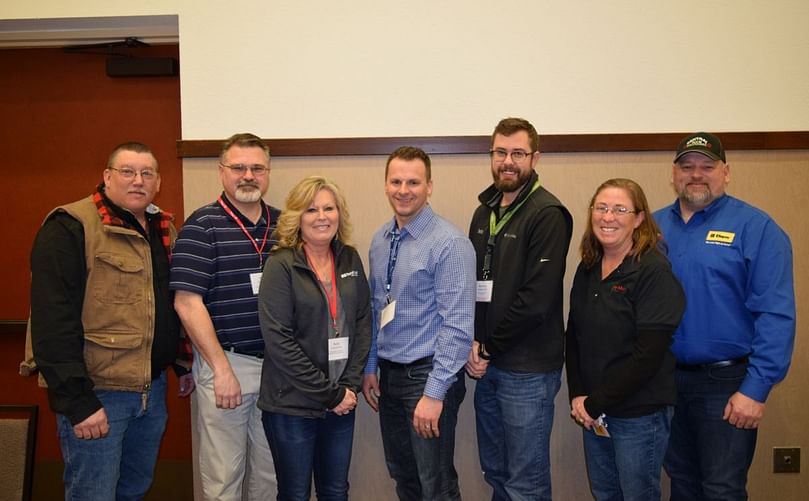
[106,57,179,77]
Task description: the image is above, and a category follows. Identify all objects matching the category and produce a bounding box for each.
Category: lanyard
[304,247,339,336]
[483,180,541,280]
[217,196,271,266]
[385,226,402,303]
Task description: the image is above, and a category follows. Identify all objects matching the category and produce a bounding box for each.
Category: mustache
[237,181,260,189]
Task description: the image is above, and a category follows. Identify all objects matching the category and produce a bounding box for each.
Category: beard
[677,184,717,208]
[235,183,263,203]
[492,166,532,194]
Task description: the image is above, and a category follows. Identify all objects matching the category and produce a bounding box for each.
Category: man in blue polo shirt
[362,146,476,500]
[655,132,796,500]
[171,133,279,500]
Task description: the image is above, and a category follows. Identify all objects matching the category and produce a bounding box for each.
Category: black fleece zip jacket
[469,171,573,372]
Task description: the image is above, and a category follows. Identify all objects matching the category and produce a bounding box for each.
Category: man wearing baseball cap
[654,132,796,499]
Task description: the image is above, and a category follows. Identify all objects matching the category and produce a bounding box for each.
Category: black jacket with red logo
[566,250,685,418]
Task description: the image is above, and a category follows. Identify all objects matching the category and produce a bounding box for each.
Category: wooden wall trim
[177,131,809,158]
[0,320,26,335]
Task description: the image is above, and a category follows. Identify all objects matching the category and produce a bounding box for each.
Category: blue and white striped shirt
[169,193,281,353]
[365,204,476,400]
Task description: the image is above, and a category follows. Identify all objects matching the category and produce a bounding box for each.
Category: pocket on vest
[84,331,144,383]
[92,252,146,305]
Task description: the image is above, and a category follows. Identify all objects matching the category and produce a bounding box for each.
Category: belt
[379,356,433,369]
[676,356,748,372]
[225,346,264,359]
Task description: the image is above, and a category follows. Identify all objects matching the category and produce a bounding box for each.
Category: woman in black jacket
[566,178,685,501]
[258,176,371,501]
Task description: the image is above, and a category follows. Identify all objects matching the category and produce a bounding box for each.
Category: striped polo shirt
[170,192,280,353]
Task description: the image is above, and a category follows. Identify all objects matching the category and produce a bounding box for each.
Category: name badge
[593,415,610,438]
[250,272,262,295]
[706,230,735,244]
[328,337,349,361]
[380,300,396,329]
[476,280,493,302]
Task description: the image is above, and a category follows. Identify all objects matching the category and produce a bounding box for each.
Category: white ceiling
[0,15,178,48]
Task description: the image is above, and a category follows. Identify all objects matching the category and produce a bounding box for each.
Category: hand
[213,366,242,409]
[570,396,595,430]
[332,389,357,415]
[464,340,489,379]
[178,373,196,397]
[73,408,110,440]
[413,395,443,439]
[723,392,765,429]
[362,374,381,412]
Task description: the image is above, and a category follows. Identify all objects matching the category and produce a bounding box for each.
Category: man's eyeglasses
[489,149,534,162]
[108,167,158,180]
[591,205,639,217]
[220,163,269,176]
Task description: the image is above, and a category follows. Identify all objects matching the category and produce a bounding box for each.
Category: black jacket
[566,251,685,418]
[469,171,572,372]
[257,240,371,418]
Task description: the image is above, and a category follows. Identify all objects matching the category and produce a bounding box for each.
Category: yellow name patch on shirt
[705,230,735,244]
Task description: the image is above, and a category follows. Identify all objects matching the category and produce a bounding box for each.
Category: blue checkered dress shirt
[365,204,476,400]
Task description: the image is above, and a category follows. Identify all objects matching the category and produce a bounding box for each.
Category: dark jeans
[583,407,673,501]
[262,410,355,501]
[664,363,757,501]
[378,359,466,501]
[57,371,167,501]
[474,366,561,501]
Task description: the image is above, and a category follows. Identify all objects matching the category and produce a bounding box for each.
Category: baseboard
[31,459,193,500]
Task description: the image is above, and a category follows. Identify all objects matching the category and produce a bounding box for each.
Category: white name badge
[250,272,262,295]
[593,415,610,437]
[380,300,396,329]
[476,280,493,302]
[328,337,349,361]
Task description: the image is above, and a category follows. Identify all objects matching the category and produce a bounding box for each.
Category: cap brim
[674,149,722,163]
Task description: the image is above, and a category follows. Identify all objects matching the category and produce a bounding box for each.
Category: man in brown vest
[26,142,193,501]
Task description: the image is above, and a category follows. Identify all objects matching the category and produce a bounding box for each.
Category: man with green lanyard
[465,117,573,501]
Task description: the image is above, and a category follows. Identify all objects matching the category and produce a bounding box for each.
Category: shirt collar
[97,182,150,232]
[219,191,268,226]
[671,193,729,220]
[384,204,435,240]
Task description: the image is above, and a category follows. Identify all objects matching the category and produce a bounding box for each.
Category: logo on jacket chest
[705,230,735,246]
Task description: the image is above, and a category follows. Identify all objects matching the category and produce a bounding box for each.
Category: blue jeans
[57,371,168,501]
[378,359,466,501]
[583,407,673,501]
[664,363,757,501]
[262,410,355,501]
[474,366,561,501]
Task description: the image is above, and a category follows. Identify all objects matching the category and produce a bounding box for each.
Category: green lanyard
[483,180,541,280]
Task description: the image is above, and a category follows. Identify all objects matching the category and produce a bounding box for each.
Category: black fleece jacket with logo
[469,171,573,373]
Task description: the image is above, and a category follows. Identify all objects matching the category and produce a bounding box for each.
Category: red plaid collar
[93,186,174,261]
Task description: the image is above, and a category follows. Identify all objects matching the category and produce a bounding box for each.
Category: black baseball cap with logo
[674,132,726,163]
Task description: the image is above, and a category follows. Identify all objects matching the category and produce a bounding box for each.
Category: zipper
[142,383,151,411]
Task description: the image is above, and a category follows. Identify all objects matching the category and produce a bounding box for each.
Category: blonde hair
[274,176,352,250]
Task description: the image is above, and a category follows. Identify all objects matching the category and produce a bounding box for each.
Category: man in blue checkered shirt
[362,146,476,501]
